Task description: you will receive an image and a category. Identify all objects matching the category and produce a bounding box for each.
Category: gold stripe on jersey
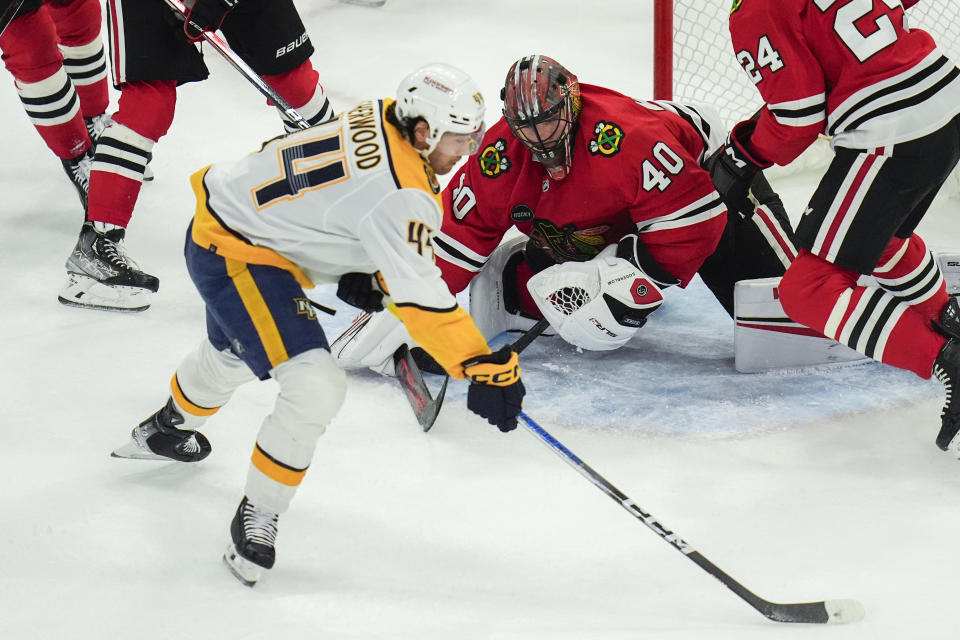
[380,99,443,207]
[389,303,491,379]
[189,167,314,290]
[224,257,290,369]
[251,443,308,487]
[170,374,220,417]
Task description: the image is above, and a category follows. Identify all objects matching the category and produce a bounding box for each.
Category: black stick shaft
[518,411,862,624]
[0,0,26,38]
[160,0,309,129]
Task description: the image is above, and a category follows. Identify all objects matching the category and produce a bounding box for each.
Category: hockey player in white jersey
[111,63,526,586]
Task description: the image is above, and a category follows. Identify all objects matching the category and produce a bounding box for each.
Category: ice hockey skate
[60,149,92,210]
[934,298,960,455]
[58,222,160,312]
[223,497,279,587]
[111,398,211,462]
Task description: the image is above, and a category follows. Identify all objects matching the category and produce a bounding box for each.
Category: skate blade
[110,438,168,461]
[223,543,264,587]
[59,273,153,313]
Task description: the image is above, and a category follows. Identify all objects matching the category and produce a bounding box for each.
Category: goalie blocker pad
[734,277,866,373]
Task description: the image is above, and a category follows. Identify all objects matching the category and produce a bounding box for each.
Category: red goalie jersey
[730,0,960,165]
[433,84,727,296]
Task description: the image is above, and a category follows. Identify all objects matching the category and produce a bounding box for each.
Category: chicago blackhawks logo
[730,0,743,14]
[589,121,625,157]
[529,219,611,262]
[478,139,511,178]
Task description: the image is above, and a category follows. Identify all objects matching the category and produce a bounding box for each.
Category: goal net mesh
[672,1,960,129]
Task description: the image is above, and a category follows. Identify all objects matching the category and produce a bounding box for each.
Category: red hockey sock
[0,6,89,158]
[46,0,109,118]
[872,234,948,324]
[87,82,174,227]
[781,250,945,378]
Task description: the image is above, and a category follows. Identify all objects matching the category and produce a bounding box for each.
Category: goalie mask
[501,55,582,181]
[396,63,487,163]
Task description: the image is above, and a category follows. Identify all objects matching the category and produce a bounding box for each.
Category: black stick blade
[760,599,864,624]
[394,345,446,431]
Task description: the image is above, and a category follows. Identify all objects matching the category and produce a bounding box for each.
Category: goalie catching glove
[183,0,238,41]
[462,347,524,432]
[527,244,665,351]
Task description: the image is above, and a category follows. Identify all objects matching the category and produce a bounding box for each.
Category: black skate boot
[59,222,160,312]
[224,497,279,586]
[933,339,960,454]
[111,397,211,462]
[61,148,92,211]
[936,296,960,340]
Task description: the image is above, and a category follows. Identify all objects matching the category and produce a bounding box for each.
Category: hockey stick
[397,318,550,432]
[518,411,864,624]
[0,0,26,39]
[394,345,448,431]
[159,0,310,130]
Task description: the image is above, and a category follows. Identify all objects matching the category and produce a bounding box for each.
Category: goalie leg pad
[331,310,412,376]
[734,277,867,372]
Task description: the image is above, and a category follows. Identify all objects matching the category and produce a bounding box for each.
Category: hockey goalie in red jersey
[333,55,799,372]
[710,0,960,455]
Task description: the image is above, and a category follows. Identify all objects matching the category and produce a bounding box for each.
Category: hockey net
[657,0,960,184]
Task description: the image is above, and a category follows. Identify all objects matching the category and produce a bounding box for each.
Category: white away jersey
[193,99,453,311]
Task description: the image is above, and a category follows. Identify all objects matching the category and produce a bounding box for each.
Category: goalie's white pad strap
[734,277,867,372]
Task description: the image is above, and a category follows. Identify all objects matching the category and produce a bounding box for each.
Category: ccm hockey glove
[336,272,385,313]
[462,347,525,432]
[184,0,238,41]
[709,120,770,217]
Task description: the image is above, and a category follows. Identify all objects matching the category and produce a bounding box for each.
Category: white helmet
[396,63,486,157]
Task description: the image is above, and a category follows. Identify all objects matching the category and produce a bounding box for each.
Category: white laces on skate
[242,501,279,548]
[69,153,92,193]
[935,362,952,390]
[85,113,115,141]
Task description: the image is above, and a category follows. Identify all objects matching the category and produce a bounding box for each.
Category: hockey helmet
[501,55,582,180]
[396,63,486,159]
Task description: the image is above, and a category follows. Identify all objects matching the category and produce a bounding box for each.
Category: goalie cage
[652,0,960,188]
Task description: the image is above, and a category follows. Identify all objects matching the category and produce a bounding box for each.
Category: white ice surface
[2,1,960,638]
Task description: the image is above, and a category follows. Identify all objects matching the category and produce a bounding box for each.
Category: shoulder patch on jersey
[478,139,512,178]
[510,204,534,222]
[730,0,743,14]
[588,121,625,157]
